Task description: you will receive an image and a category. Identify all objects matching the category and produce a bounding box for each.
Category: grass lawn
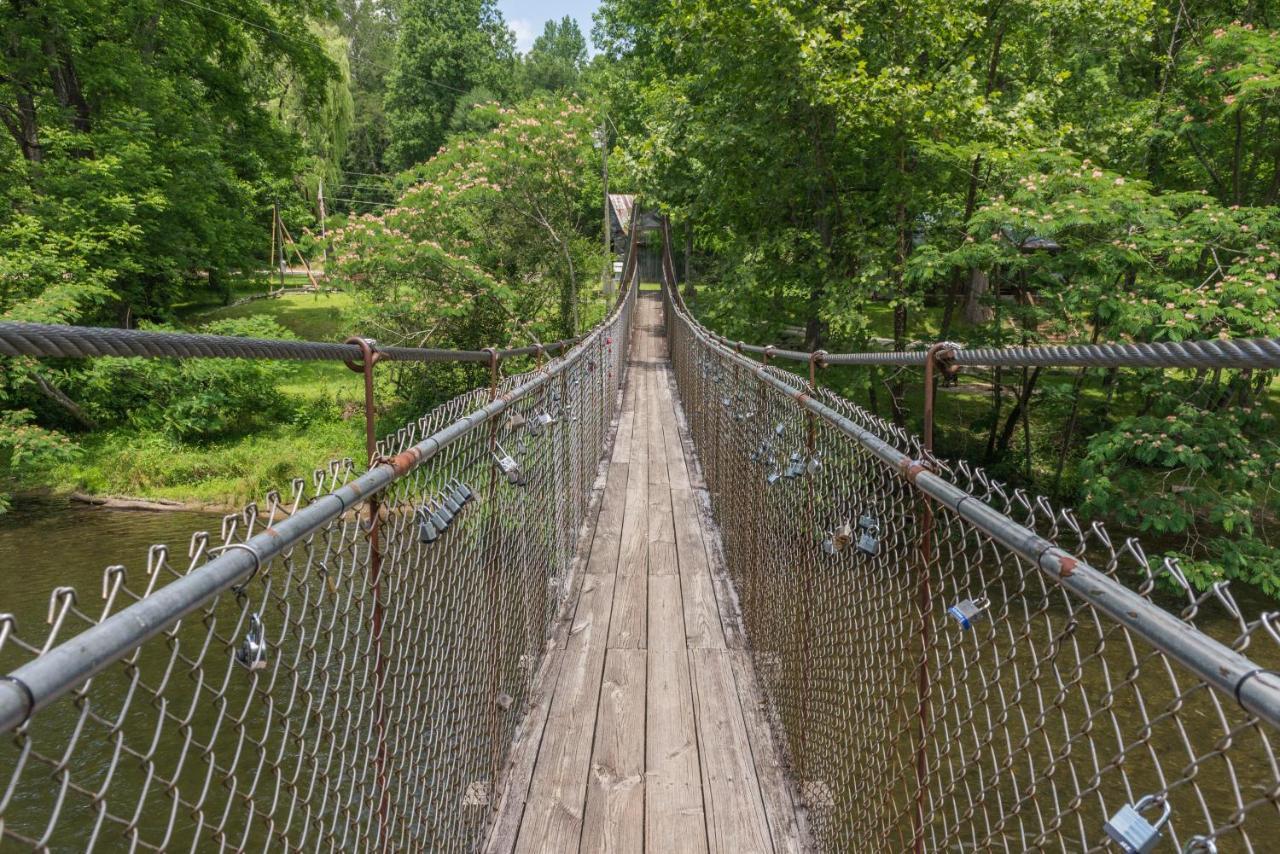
[46,288,368,508]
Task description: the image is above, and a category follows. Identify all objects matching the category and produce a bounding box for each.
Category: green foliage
[77,318,298,442]
[521,17,588,94]
[331,96,603,341]
[0,0,343,325]
[386,0,517,167]
[596,0,1280,595]
[1081,404,1280,594]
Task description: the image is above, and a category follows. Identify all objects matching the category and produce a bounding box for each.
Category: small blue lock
[1104,794,1171,853]
[947,596,990,630]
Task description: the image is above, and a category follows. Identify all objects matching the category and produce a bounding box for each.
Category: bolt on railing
[658,220,1280,853]
[0,226,641,850]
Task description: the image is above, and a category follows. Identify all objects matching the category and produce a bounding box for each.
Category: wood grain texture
[515,573,615,853]
[689,649,773,853]
[646,650,708,854]
[580,649,646,853]
[671,488,725,651]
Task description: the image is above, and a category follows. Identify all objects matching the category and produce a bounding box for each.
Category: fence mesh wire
[0,281,635,851]
[662,265,1280,851]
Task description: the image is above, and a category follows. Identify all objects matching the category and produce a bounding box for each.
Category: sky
[497,0,601,54]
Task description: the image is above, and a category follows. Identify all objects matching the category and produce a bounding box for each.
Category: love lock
[505,411,527,431]
[529,411,556,435]
[451,479,475,505]
[750,440,772,464]
[765,463,783,485]
[236,612,268,671]
[417,505,441,544]
[947,596,991,630]
[1104,795,1171,853]
[429,498,453,530]
[440,490,463,518]
[494,444,526,486]
[822,522,854,555]
[855,514,880,556]
[784,451,805,479]
[806,453,823,476]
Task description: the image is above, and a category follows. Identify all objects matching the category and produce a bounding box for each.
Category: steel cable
[0,321,578,364]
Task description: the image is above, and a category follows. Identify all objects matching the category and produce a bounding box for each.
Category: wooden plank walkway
[487,294,808,853]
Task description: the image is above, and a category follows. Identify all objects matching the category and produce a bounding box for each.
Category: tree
[385,0,516,168]
[522,16,588,94]
[329,97,604,404]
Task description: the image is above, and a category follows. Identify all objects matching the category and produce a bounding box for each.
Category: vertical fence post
[909,342,956,853]
[343,336,389,846]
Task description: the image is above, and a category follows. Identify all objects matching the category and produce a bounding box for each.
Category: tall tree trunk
[996,366,1043,453]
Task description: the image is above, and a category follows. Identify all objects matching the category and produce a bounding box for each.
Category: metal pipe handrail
[660,227,1280,730]
[0,222,645,733]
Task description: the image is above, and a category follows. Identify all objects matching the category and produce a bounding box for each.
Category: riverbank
[12,287,369,511]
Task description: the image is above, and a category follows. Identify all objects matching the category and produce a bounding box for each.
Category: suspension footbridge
[0,218,1277,852]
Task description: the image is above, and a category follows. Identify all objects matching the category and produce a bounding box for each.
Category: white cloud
[510,18,536,53]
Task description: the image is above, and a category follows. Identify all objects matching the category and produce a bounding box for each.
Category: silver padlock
[529,410,556,435]
[1104,795,1171,853]
[822,522,853,555]
[774,422,785,437]
[947,596,991,630]
[429,499,453,530]
[494,444,526,486]
[784,451,805,479]
[806,453,823,476]
[417,506,440,543]
[451,479,474,505]
[855,514,879,556]
[236,612,268,671]
[750,440,772,464]
[765,464,783,485]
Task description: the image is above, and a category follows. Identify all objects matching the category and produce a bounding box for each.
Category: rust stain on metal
[1058,556,1078,578]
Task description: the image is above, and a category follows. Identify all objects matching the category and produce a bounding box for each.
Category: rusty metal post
[795,350,825,781]
[910,342,955,853]
[481,347,504,805]
[343,336,388,845]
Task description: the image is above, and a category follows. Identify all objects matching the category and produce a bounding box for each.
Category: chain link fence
[0,275,636,851]
[661,237,1280,852]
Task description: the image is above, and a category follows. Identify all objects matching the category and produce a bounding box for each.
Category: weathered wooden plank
[484,643,566,854]
[646,650,708,853]
[728,650,807,853]
[515,573,616,853]
[580,649,646,853]
[648,575,685,652]
[689,649,773,853]
[670,488,725,650]
[586,463,629,576]
[609,386,649,650]
[648,540,678,577]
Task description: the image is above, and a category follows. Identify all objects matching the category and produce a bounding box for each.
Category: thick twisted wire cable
[0,322,577,364]
[701,326,1280,370]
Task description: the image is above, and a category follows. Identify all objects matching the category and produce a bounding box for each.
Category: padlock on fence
[494,444,527,486]
[947,596,990,630]
[822,522,854,555]
[784,451,805,479]
[235,612,268,672]
[855,514,879,556]
[529,410,557,435]
[1104,794,1171,853]
[417,505,441,544]
[806,452,823,477]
